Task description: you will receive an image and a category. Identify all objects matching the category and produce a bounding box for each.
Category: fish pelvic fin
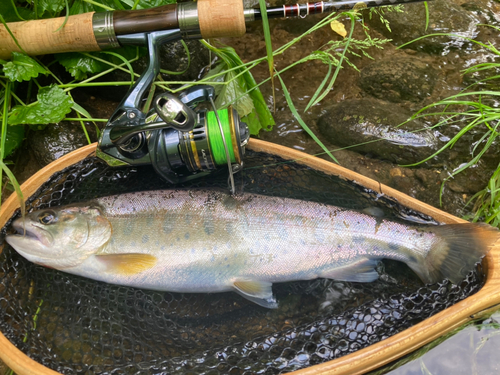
[320,258,380,282]
[233,279,278,309]
[96,253,158,275]
[410,223,499,285]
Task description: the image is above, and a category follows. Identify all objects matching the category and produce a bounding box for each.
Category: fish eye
[38,211,57,225]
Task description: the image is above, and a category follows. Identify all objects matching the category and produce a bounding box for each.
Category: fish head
[6,205,112,269]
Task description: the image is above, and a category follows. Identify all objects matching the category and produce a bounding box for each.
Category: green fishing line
[206,109,236,166]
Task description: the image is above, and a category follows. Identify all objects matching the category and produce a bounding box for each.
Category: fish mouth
[8,220,54,247]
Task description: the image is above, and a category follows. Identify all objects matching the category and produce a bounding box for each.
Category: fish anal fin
[233,279,278,309]
[97,253,157,275]
[320,259,379,282]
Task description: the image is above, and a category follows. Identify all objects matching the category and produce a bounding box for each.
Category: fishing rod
[0,0,429,193]
[0,0,426,59]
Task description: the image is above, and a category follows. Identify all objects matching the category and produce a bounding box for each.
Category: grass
[398,26,500,225]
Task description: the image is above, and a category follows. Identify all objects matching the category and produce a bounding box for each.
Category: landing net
[0,151,484,374]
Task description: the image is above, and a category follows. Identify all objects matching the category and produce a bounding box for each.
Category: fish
[5,189,499,308]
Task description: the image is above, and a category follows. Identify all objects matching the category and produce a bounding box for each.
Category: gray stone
[28,122,92,167]
[317,98,440,164]
[364,0,480,54]
[359,56,439,102]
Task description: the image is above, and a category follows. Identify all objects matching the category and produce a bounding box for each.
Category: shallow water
[381,310,500,375]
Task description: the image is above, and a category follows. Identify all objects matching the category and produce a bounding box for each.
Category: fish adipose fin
[320,258,380,282]
[410,223,499,285]
[233,279,278,309]
[96,253,157,275]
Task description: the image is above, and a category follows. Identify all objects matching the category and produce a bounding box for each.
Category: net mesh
[0,151,485,374]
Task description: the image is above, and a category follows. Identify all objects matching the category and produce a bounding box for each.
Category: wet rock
[157,39,210,82]
[359,56,439,102]
[461,0,500,26]
[317,98,440,164]
[364,0,480,54]
[445,160,492,194]
[28,122,93,167]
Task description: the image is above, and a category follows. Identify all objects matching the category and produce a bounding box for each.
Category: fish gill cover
[0,151,486,374]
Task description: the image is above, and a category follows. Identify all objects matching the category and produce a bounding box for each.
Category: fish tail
[409,223,499,285]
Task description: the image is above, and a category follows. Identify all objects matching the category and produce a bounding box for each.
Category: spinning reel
[97,29,249,193]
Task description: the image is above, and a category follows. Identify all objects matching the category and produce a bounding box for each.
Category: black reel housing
[98,84,249,184]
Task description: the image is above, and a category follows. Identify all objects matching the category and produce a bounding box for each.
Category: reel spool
[148,103,249,186]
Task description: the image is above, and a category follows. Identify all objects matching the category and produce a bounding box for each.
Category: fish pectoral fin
[233,279,278,309]
[320,259,380,282]
[96,253,157,275]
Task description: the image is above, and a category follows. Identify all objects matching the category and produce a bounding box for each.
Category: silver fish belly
[6,189,498,308]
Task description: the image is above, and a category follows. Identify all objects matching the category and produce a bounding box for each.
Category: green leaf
[3,124,25,157]
[216,47,275,134]
[0,1,23,22]
[123,0,176,8]
[242,111,266,135]
[9,86,73,125]
[69,0,95,14]
[37,0,66,18]
[55,52,106,80]
[207,64,254,117]
[2,52,47,82]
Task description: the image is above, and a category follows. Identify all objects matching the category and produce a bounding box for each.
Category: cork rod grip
[198,0,246,39]
[0,12,100,60]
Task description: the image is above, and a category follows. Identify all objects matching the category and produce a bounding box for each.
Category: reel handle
[154,93,197,132]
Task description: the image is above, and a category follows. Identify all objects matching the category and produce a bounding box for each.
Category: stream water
[4,0,500,374]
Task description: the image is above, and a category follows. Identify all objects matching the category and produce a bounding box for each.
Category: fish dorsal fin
[320,258,380,282]
[233,279,278,309]
[96,253,157,275]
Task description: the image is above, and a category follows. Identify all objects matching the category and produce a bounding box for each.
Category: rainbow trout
[6,189,498,308]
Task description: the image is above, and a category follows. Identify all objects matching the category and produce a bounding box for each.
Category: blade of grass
[277,72,338,163]
[0,14,26,55]
[98,51,136,85]
[258,0,276,113]
[305,13,356,112]
[0,81,24,216]
[424,2,429,31]
[0,160,24,217]
[82,0,114,11]
[54,0,70,32]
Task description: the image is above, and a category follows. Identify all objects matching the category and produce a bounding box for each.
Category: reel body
[97,29,249,189]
